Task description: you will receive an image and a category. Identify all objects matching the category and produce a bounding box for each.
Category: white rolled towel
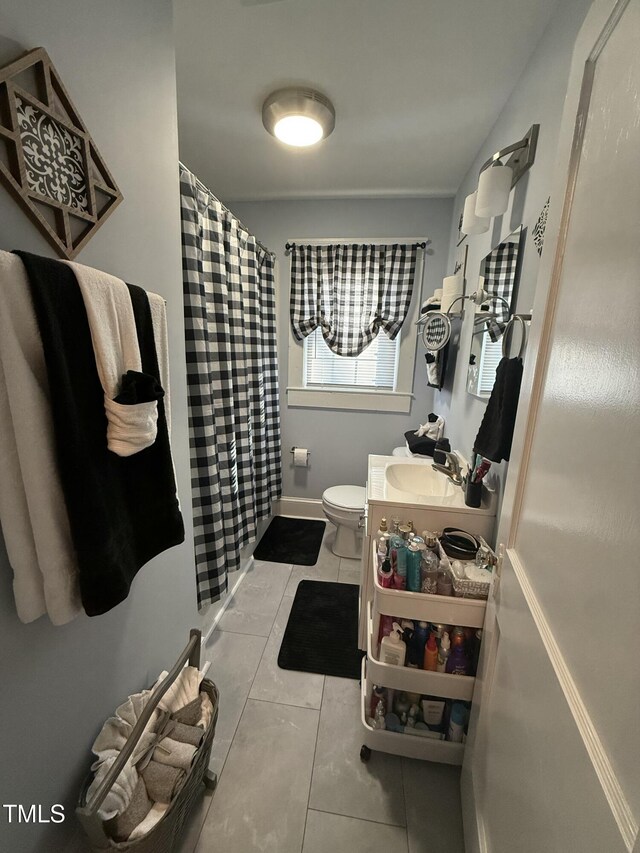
[65,260,159,456]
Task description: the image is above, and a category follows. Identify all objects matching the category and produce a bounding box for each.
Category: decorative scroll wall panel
[0,47,122,258]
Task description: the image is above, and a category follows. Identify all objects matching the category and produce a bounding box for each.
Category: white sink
[384,462,459,502]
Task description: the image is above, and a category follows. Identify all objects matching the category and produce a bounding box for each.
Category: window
[286,237,425,413]
[303,327,400,391]
[477,335,503,394]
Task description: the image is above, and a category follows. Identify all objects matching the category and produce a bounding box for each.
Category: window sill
[286,386,413,413]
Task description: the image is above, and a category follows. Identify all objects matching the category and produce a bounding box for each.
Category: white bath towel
[0,251,81,625]
[86,755,139,822]
[156,666,202,714]
[66,261,158,456]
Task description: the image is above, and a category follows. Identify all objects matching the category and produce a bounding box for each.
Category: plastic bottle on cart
[377,517,389,540]
[420,548,439,595]
[388,520,407,579]
[447,702,467,742]
[422,531,439,558]
[378,557,393,588]
[450,626,466,648]
[406,541,422,592]
[380,624,406,666]
[399,521,414,540]
[377,518,390,564]
[423,633,438,671]
[376,537,388,570]
[372,701,386,730]
[407,621,428,668]
[394,543,408,580]
[370,686,387,720]
[437,631,451,672]
[446,642,470,676]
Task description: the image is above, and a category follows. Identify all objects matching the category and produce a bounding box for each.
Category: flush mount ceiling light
[262,88,335,147]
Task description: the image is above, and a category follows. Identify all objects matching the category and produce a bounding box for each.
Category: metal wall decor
[0,47,123,258]
[533,197,549,256]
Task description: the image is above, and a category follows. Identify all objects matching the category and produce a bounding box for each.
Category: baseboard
[273,496,324,519]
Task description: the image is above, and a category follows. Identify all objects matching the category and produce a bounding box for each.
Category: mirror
[467,226,523,398]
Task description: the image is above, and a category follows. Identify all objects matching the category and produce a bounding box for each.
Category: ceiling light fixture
[262,88,335,147]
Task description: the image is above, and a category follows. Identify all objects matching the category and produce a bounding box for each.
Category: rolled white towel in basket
[198,692,214,730]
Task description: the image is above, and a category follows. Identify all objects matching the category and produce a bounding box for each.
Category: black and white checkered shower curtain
[290,243,418,356]
[180,164,281,606]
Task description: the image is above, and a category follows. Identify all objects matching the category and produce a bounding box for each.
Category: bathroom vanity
[358,454,497,765]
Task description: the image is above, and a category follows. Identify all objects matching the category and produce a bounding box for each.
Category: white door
[464,2,640,852]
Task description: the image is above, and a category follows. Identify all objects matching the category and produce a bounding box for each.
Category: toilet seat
[322,485,365,512]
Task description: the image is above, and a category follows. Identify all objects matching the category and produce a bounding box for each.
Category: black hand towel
[404,430,437,457]
[473,356,523,463]
[15,251,184,616]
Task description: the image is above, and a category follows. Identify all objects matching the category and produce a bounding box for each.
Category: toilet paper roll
[441,274,463,314]
[293,448,309,467]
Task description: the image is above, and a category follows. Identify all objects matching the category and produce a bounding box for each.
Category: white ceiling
[173,0,559,201]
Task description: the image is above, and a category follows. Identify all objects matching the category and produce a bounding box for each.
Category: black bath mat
[278,580,364,679]
[254,516,326,565]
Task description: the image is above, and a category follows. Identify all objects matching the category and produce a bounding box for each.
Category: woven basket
[79,678,218,853]
[437,541,493,600]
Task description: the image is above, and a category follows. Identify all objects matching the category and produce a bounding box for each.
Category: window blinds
[304,327,399,390]
[478,336,503,394]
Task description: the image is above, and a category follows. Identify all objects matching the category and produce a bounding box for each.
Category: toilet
[321,485,366,559]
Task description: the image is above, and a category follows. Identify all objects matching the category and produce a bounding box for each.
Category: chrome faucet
[432,451,463,486]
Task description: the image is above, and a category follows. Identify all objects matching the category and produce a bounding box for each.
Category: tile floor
[177,523,465,853]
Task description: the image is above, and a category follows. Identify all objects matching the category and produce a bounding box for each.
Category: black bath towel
[15,251,184,616]
[473,356,523,463]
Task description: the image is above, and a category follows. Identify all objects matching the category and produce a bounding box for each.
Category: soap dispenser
[380,623,406,667]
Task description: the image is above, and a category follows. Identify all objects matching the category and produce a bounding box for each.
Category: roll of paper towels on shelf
[293,447,309,467]
[441,274,463,314]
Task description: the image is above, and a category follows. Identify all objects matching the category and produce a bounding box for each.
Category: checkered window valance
[290,243,419,357]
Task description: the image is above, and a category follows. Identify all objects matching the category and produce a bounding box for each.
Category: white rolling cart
[360,539,492,765]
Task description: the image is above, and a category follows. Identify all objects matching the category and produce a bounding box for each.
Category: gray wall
[0,4,196,851]
[435,0,593,500]
[229,197,454,499]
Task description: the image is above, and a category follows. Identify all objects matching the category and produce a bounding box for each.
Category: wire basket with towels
[76,629,218,853]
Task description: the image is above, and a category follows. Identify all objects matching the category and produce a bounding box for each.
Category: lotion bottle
[380,623,406,667]
[423,633,438,671]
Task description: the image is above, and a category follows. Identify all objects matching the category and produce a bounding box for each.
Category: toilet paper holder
[290,446,310,456]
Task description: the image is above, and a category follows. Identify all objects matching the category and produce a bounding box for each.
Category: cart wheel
[360,745,371,763]
[204,770,218,790]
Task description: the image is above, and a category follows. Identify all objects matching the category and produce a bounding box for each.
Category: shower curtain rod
[179,162,276,259]
[284,240,428,255]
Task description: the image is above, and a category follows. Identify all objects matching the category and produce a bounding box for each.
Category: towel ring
[501,315,527,358]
